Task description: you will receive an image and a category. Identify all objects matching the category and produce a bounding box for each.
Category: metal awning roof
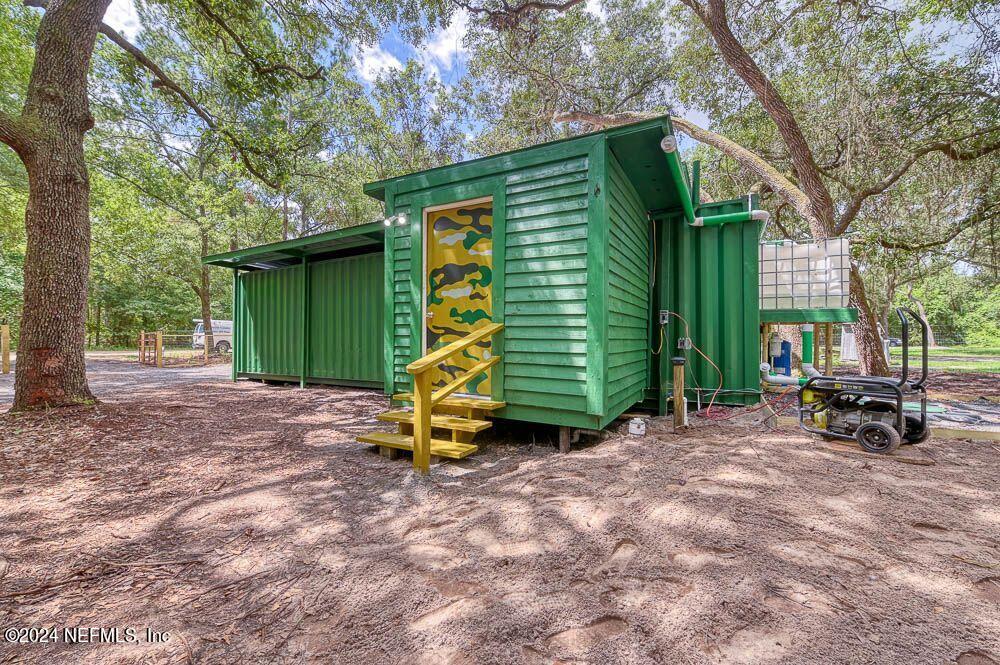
[202,222,384,270]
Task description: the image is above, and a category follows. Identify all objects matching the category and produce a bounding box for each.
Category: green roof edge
[363,115,673,201]
[202,221,384,267]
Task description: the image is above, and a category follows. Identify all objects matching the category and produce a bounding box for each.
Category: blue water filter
[777,340,792,376]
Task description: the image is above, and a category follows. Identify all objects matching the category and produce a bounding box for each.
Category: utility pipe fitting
[760,324,823,388]
[659,136,771,228]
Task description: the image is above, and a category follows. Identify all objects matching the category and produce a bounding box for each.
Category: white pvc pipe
[760,363,801,387]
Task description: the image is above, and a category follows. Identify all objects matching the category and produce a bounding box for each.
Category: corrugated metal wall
[654,197,761,407]
[606,152,651,417]
[309,253,383,384]
[237,265,303,377]
[235,253,383,386]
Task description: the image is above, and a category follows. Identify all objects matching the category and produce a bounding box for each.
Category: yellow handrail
[407,322,503,374]
[407,321,503,475]
[431,356,500,406]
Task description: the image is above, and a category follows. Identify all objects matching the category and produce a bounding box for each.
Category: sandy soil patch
[1,379,999,663]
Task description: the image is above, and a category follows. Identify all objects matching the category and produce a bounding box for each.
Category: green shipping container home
[360,116,764,468]
[203,223,385,388]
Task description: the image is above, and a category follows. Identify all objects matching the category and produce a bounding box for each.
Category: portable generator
[797,308,930,453]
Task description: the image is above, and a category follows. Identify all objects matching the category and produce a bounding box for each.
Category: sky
[102,0,476,88]
[104,0,142,40]
[353,0,607,86]
[100,0,709,148]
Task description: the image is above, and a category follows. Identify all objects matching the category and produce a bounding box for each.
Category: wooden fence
[139,331,217,368]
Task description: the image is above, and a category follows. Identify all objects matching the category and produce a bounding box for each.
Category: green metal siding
[308,253,383,384]
[655,198,761,408]
[375,120,762,429]
[237,265,303,377]
[235,252,384,387]
[606,151,651,417]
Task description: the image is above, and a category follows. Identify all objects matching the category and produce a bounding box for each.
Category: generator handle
[903,307,929,388]
[895,307,909,387]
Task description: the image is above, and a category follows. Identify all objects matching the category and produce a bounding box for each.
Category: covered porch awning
[202,222,384,270]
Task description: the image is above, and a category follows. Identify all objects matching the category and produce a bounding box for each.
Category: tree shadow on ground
[1,380,998,664]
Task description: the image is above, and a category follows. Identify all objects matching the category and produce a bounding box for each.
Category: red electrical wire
[698,387,796,421]
[668,311,725,416]
[666,311,797,421]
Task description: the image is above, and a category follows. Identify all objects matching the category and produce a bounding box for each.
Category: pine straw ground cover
[1,379,999,664]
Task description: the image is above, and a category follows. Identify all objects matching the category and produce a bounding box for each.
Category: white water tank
[760,238,850,310]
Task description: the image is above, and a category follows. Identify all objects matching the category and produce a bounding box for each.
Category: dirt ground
[1,368,999,664]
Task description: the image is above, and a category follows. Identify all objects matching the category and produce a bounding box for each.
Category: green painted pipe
[691,159,701,207]
[801,324,814,366]
[661,136,697,225]
[693,211,752,227]
[660,136,766,229]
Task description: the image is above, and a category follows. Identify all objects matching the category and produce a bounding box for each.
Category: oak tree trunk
[5,0,112,410]
[687,0,890,377]
[850,266,889,376]
[14,109,95,409]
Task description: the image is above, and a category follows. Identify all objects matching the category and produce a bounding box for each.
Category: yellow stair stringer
[355,321,505,472]
[359,394,499,461]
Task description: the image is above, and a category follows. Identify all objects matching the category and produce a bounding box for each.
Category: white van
[193,319,233,352]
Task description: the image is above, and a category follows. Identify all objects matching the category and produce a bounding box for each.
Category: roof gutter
[660,135,770,228]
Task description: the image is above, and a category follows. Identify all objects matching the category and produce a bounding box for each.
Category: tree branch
[748,0,817,54]
[551,110,654,130]
[552,110,818,226]
[190,0,323,82]
[671,115,815,224]
[877,193,997,253]
[680,0,836,236]
[457,0,584,29]
[0,109,31,157]
[836,130,1000,233]
[92,161,202,223]
[96,22,280,189]
[770,202,796,239]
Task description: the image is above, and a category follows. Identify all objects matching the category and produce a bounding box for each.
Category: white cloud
[672,104,713,151]
[103,0,141,40]
[418,10,470,81]
[585,0,607,21]
[353,46,403,83]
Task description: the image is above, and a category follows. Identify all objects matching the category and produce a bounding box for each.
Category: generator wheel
[855,422,901,454]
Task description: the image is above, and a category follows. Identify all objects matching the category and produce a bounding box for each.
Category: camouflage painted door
[424,199,493,397]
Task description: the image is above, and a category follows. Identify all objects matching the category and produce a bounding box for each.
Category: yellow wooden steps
[391,393,506,411]
[377,410,493,433]
[356,432,478,459]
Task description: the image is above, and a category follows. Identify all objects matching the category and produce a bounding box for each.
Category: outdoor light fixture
[381,213,409,227]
